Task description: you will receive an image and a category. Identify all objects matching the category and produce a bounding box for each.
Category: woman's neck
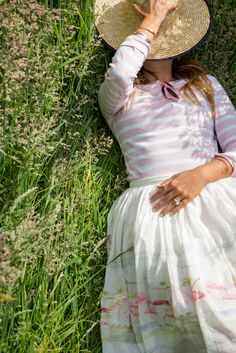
[141,59,174,83]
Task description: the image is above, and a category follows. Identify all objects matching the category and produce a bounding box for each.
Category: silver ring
[173,198,181,206]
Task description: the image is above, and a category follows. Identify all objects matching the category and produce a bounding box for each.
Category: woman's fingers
[132,3,146,16]
[133,0,177,21]
[151,190,179,210]
[168,0,178,11]
[149,182,173,202]
[133,0,150,16]
[149,188,165,202]
[149,177,190,216]
[170,198,189,215]
[159,197,188,216]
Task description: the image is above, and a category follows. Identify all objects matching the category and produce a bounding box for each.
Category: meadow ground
[0,0,235,352]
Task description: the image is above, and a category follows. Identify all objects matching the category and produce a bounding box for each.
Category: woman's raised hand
[133,0,178,39]
[133,0,178,24]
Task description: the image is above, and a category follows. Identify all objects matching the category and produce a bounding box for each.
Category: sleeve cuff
[214,154,236,177]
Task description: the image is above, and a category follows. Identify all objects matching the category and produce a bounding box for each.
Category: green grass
[0,0,235,352]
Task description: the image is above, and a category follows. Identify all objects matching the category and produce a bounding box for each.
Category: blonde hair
[127,57,216,119]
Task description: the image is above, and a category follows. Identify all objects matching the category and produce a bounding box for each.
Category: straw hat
[94,0,212,60]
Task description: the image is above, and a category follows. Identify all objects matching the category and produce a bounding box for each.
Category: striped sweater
[98,34,236,181]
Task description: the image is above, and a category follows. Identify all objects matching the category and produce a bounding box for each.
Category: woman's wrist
[140,14,163,31]
[136,16,162,41]
[135,28,155,42]
[195,158,234,184]
[133,31,151,44]
[214,157,234,177]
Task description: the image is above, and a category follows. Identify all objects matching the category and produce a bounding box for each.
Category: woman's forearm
[98,2,178,120]
[136,15,162,40]
[133,1,177,40]
[98,34,150,120]
[98,16,163,120]
[194,157,234,184]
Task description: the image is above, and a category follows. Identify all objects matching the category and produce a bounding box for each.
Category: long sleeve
[98,34,151,121]
[212,76,236,177]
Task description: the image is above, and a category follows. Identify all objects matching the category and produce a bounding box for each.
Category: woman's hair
[132,57,216,119]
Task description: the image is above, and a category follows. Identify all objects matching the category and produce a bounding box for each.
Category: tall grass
[0,0,235,352]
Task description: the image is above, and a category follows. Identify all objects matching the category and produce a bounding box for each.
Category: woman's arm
[149,155,234,217]
[98,35,151,121]
[98,0,177,121]
[197,77,236,181]
[149,78,236,216]
[212,78,236,177]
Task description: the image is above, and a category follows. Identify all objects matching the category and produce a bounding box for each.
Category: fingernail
[170,212,174,216]
[160,212,164,217]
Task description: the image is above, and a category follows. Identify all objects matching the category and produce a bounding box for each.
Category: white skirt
[100,175,236,353]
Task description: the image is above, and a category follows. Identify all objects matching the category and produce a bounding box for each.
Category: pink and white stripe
[98,34,236,181]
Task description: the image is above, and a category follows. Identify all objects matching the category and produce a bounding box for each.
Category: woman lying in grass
[96,0,236,351]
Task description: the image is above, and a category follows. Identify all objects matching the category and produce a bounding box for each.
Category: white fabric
[101,176,236,353]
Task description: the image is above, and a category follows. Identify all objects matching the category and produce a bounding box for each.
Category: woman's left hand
[149,168,209,216]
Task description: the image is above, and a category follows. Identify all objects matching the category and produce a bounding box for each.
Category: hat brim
[94,0,212,60]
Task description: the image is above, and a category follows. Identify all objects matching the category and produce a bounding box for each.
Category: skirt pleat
[100,176,236,353]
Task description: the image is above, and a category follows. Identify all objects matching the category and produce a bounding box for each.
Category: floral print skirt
[100,175,236,353]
